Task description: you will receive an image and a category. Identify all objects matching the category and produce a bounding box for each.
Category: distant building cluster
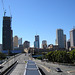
[1,15,75,54]
[55,28,75,50]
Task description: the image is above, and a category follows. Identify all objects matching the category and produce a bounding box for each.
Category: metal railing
[0,53,22,73]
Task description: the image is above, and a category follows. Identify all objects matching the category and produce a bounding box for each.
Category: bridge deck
[10,54,28,75]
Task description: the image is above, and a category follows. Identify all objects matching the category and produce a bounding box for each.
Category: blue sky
[0,0,75,47]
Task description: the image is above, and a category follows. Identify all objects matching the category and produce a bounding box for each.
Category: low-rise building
[23,41,30,49]
[48,44,59,50]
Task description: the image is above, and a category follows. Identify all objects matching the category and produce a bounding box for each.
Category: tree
[0,52,6,60]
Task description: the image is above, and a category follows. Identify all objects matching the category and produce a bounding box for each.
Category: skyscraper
[13,36,18,47]
[18,38,22,46]
[56,29,64,48]
[34,35,40,48]
[64,34,66,48]
[66,39,70,50]
[11,30,13,50]
[0,44,2,52]
[42,40,47,49]
[70,29,75,47]
[2,16,13,50]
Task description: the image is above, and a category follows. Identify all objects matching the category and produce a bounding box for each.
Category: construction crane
[2,0,6,16]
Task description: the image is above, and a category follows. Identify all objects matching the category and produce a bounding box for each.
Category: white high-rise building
[56,29,64,48]
[70,29,75,47]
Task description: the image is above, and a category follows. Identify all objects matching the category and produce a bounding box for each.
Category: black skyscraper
[2,16,13,51]
[11,30,13,50]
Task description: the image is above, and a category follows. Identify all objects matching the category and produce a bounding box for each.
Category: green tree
[69,49,75,63]
[0,52,6,60]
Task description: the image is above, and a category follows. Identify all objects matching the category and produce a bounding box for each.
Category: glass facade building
[34,35,39,48]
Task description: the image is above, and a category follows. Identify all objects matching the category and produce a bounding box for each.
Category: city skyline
[0,1,75,74]
[0,0,75,47]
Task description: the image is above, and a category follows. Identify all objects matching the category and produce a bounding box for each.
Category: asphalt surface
[34,59,75,75]
[0,54,22,73]
[6,53,75,75]
[10,54,29,75]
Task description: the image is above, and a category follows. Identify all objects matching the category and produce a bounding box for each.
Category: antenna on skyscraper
[2,0,6,16]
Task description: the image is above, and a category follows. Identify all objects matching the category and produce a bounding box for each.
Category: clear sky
[0,0,75,47]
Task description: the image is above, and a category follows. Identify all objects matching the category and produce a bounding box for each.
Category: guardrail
[0,53,22,74]
[2,53,22,65]
[0,61,18,75]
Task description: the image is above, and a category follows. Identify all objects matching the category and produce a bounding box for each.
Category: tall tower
[2,16,13,50]
[56,29,64,48]
[70,29,75,47]
[64,34,66,48]
[34,35,40,48]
